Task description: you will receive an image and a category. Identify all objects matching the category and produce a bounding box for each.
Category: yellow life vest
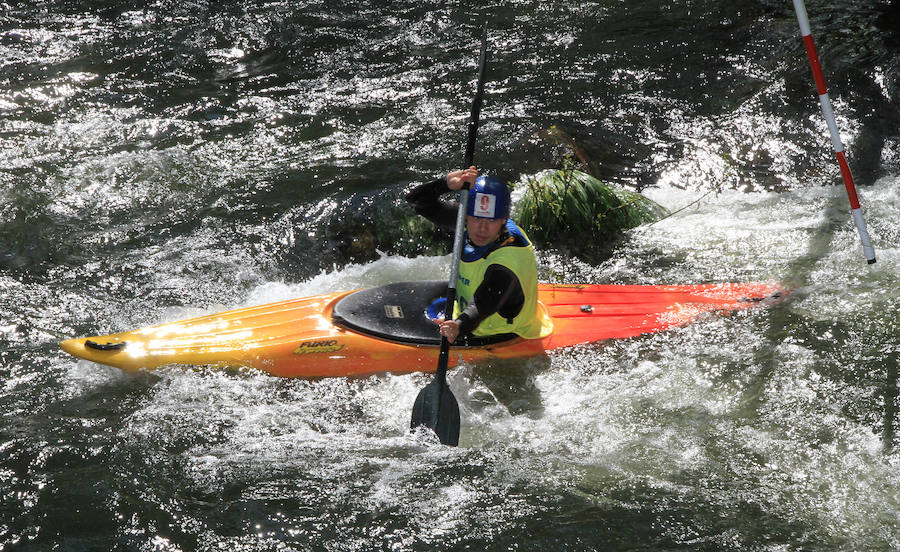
[453,223,552,339]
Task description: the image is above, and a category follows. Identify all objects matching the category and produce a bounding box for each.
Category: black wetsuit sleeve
[455,264,525,335]
[405,177,458,229]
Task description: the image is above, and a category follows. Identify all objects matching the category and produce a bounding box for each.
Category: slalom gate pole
[791,0,876,264]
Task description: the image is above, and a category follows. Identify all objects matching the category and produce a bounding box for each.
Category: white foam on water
[241,252,452,307]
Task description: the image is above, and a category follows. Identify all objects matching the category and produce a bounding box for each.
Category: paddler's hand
[446,166,478,191]
[432,317,461,344]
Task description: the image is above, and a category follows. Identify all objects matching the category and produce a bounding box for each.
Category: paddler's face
[466,216,506,247]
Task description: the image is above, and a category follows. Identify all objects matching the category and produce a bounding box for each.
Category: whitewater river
[2,1,899,550]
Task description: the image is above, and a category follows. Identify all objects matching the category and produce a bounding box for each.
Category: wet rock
[517,124,661,191]
[297,169,668,267]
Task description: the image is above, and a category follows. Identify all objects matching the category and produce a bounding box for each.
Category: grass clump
[515,167,668,248]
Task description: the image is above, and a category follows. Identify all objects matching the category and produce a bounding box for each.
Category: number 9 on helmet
[466,175,511,219]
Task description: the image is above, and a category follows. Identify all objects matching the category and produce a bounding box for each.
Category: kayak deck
[331,281,516,346]
[60,281,787,378]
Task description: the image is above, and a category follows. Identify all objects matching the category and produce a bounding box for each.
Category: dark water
[2,1,899,550]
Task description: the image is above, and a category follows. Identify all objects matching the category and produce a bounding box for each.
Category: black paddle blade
[410,376,460,446]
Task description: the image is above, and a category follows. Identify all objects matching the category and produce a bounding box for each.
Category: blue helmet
[466,175,511,219]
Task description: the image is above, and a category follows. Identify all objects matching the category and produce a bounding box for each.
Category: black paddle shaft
[411,25,489,446]
[464,24,489,169]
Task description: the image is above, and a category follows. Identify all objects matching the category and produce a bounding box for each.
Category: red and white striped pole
[792,0,876,264]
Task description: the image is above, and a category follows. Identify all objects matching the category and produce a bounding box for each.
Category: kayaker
[406,166,546,344]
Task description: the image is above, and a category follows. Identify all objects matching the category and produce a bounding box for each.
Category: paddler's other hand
[446,166,478,191]
[432,317,461,344]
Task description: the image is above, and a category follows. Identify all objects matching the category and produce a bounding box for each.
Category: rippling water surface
[2,1,899,550]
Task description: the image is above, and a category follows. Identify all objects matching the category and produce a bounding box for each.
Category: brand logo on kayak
[293,340,344,355]
[384,305,403,319]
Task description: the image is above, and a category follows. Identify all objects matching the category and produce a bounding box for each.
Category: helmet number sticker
[473,192,496,218]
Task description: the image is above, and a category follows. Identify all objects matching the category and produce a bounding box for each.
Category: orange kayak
[59,280,786,378]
